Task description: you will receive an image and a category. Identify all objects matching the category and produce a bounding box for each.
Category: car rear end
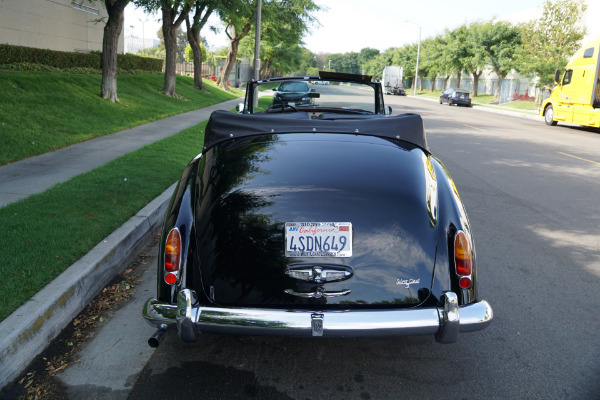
[450,90,471,106]
[143,131,492,344]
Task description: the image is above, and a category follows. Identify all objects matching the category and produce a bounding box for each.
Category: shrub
[0,44,162,72]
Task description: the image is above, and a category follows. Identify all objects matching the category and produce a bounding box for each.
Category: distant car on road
[440,88,471,107]
[272,81,313,106]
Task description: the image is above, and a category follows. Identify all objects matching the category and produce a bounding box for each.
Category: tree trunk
[186,5,214,91]
[218,22,251,90]
[456,71,462,89]
[431,75,436,91]
[494,68,506,99]
[100,0,128,102]
[163,23,178,96]
[442,76,449,91]
[219,39,239,90]
[471,70,483,97]
[186,23,203,90]
[161,4,191,97]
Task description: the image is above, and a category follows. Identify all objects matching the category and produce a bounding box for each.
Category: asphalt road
[39,94,600,399]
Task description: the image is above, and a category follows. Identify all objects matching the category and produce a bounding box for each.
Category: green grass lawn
[0,71,242,165]
[499,100,539,111]
[0,121,208,321]
[0,70,245,321]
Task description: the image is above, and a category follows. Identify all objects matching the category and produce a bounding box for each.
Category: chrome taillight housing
[164,228,181,285]
[454,230,472,289]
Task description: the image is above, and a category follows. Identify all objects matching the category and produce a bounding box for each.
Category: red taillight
[164,228,181,285]
[165,272,178,285]
[454,231,472,287]
[459,277,472,289]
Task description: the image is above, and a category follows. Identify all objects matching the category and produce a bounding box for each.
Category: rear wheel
[448,99,453,106]
[544,105,558,126]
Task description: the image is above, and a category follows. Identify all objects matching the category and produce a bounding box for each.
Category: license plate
[285,222,352,257]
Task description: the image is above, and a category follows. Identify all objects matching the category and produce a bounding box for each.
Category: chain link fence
[419,76,539,104]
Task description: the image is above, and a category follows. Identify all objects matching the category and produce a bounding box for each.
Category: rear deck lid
[194,133,439,309]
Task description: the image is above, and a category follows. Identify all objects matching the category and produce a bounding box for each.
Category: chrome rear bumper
[142,289,492,344]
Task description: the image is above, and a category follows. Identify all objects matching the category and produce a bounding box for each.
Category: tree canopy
[121,0,590,100]
[516,0,588,87]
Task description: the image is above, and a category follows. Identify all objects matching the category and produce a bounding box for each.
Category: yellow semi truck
[540,37,600,128]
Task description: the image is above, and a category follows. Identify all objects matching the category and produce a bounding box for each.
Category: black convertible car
[143,72,492,346]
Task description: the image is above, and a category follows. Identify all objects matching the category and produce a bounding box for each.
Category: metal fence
[174,60,253,88]
[419,76,538,104]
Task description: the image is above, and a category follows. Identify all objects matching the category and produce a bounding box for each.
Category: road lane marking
[556,151,600,166]
[464,124,485,131]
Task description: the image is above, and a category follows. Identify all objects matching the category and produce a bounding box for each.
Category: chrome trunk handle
[284,288,351,298]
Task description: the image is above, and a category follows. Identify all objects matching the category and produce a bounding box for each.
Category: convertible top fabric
[204,110,429,152]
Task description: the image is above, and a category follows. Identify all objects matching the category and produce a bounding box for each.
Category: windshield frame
[240,72,387,115]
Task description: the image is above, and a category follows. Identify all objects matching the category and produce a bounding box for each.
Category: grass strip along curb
[0,121,208,322]
[0,72,241,165]
[0,182,174,391]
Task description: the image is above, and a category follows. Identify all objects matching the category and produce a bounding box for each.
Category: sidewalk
[0,98,243,208]
[0,97,242,390]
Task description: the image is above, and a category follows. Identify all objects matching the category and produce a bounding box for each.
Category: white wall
[0,0,124,53]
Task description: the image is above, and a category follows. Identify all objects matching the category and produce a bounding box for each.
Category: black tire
[544,105,558,126]
[448,99,452,106]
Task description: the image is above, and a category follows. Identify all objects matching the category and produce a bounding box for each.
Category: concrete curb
[0,182,176,390]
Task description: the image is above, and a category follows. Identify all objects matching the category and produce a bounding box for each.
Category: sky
[125,0,600,54]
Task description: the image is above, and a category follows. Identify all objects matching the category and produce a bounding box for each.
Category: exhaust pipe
[148,324,168,348]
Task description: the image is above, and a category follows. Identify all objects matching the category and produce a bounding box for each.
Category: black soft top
[204,110,428,152]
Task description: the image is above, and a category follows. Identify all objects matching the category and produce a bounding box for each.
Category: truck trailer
[382,66,405,95]
[540,37,600,128]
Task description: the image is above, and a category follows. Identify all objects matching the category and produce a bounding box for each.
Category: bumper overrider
[143,289,492,345]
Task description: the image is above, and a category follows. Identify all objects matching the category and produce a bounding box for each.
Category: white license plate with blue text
[285,222,352,257]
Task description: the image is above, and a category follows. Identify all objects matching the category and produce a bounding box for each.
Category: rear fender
[430,157,478,306]
[157,157,200,304]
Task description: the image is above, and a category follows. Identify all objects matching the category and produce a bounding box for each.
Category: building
[0,0,124,53]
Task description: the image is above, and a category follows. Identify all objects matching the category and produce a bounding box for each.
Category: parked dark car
[143,72,492,346]
[272,81,313,107]
[440,88,472,106]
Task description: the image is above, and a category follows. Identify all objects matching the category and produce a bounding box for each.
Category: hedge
[0,44,162,72]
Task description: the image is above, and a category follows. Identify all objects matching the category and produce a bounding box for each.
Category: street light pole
[404,21,421,96]
[138,17,148,49]
[253,0,262,81]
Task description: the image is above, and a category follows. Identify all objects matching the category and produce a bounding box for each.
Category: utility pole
[253,0,262,81]
[252,0,262,109]
[404,21,421,96]
[138,16,149,49]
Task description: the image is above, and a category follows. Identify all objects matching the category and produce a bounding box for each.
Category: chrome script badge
[396,278,420,288]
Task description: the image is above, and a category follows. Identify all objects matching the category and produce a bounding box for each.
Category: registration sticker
[285,222,352,257]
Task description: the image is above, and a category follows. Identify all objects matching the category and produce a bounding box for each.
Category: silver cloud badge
[396,278,420,288]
